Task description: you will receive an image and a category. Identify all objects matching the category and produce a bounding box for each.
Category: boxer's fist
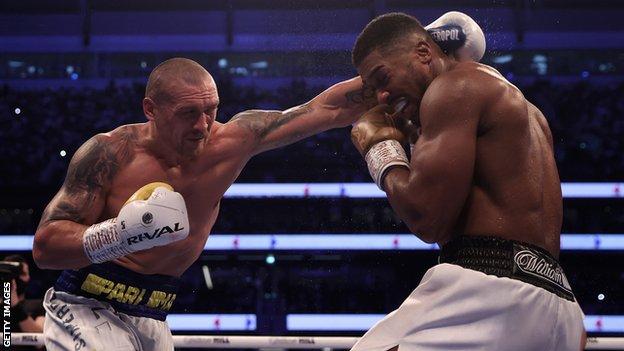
[351,104,407,156]
[426,11,486,62]
[118,182,189,252]
[352,105,411,190]
[83,182,189,263]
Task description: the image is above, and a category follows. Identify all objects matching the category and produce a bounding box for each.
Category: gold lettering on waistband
[163,294,176,311]
[146,291,165,308]
[78,273,173,310]
[81,273,115,295]
[123,286,141,304]
[146,291,177,311]
[133,288,146,305]
[80,273,145,304]
[106,283,127,302]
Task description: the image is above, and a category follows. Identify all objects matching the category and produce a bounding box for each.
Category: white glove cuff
[83,218,130,263]
[365,139,410,191]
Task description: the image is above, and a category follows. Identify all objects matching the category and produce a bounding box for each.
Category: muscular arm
[33,132,131,269]
[382,73,481,244]
[228,77,375,155]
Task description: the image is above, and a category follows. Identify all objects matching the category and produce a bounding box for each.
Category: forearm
[322,77,376,128]
[33,220,92,270]
[383,168,428,237]
[230,78,375,155]
[384,166,464,244]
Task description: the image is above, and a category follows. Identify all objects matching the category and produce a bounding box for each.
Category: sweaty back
[453,64,563,257]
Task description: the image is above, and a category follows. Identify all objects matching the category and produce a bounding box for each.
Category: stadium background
[1,0,623,342]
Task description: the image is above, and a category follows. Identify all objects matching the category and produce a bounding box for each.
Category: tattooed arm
[33,134,121,269]
[228,77,376,155]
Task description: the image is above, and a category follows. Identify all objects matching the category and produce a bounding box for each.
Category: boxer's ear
[414,40,433,64]
[143,97,156,121]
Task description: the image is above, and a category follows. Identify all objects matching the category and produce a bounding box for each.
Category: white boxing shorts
[42,262,180,350]
[351,236,585,351]
[43,288,174,351]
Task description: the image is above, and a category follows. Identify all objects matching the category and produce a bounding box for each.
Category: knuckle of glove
[426,11,485,62]
[118,191,189,250]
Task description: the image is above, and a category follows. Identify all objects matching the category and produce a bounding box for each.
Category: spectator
[2,254,45,350]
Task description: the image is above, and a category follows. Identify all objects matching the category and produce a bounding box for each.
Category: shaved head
[145,57,214,103]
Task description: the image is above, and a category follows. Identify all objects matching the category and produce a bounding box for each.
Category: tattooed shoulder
[39,128,138,225]
[65,129,136,194]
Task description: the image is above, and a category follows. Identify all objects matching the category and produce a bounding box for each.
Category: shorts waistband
[54,262,180,320]
[439,235,575,301]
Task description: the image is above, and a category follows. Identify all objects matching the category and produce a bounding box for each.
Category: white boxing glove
[82,182,190,263]
[426,11,486,62]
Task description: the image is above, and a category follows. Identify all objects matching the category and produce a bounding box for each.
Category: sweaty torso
[450,65,562,257]
[98,123,249,276]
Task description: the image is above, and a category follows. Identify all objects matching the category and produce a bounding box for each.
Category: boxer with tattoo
[34,57,374,350]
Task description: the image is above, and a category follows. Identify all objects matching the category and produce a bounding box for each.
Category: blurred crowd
[2,77,624,235]
[2,78,624,187]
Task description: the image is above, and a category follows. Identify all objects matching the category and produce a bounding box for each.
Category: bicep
[408,81,481,221]
[38,135,116,228]
[410,122,476,209]
[38,187,105,228]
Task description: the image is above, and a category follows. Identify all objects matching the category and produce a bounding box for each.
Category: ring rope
[9,333,624,349]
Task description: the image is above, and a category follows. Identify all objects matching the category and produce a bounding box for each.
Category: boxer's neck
[428,55,458,84]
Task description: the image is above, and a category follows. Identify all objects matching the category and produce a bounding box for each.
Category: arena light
[222,183,624,199]
[3,234,624,251]
[492,54,513,64]
[584,316,624,333]
[204,234,437,250]
[202,265,214,289]
[265,253,276,264]
[287,314,624,333]
[287,314,384,331]
[167,314,256,331]
[8,61,24,68]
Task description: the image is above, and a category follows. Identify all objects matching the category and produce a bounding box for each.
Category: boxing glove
[426,11,486,62]
[351,105,411,190]
[82,182,190,263]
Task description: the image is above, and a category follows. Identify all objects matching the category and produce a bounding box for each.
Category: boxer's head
[143,57,219,157]
[353,12,445,124]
